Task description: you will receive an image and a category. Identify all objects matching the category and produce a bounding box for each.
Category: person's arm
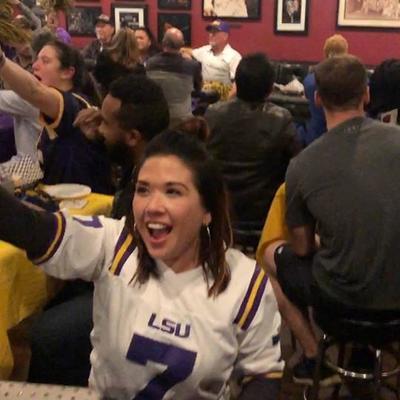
[288,224,316,257]
[193,60,203,92]
[17,1,41,30]
[234,263,284,400]
[0,185,124,281]
[73,107,103,141]
[180,47,193,60]
[0,186,56,258]
[0,47,60,119]
[285,159,317,258]
[81,40,98,70]
[0,90,40,118]
[229,52,242,82]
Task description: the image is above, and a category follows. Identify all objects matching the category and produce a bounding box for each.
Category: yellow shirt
[256,184,289,270]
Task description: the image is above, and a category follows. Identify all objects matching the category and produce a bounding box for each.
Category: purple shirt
[56,27,71,44]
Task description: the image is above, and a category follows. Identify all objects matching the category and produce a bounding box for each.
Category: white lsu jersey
[33,213,284,400]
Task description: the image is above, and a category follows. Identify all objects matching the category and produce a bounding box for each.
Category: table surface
[0,381,100,399]
[0,193,113,379]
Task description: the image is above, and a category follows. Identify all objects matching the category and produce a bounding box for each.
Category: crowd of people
[1,3,400,399]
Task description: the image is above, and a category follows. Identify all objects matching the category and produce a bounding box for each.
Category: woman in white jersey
[0,130,283,399]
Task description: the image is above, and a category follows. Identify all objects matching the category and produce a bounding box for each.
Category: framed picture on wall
[202,0,261,19]
[158,13,191,45]
[274,0,309,34]
[158,0,191,10]
[112,4,148,31]
[66,6,102,36]
[337,0,400,29]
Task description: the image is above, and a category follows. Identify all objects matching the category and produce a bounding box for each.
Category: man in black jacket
[81,14,114,70]
[206,53,300,231]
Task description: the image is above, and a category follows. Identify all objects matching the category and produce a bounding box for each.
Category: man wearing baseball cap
[191,19,241,98]
[82,14,115,69]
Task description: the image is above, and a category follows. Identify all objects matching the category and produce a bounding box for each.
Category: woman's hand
[73,107,102,141]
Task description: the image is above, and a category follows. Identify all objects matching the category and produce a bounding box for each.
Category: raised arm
[0,47,60,119]
[0,186,56,258]
[17,1,41,31]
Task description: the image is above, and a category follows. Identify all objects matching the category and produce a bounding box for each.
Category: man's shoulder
[145,52,164,66]
[262,101,293,120]
[82,39,100,55]
[192,45,211,58]
[85,39,100,49]
[223,44,242,59]
[147,52,199,75]
[303,72,316,87]
[181,55,201,70]
[193,44,211,51]
[206,98,238,114]
[365,118,400,133]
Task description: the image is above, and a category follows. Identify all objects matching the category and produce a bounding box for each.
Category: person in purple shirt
[46,10,71,44]
[302,34,348,146]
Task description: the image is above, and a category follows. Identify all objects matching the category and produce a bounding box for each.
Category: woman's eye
[135,185,148,195]
[166,188,181,196]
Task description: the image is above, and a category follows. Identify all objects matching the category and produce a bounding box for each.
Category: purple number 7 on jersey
[127,334,197,399]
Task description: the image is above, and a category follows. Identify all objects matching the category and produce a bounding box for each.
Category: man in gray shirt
[146,28,202,128]
[263,55,400,385]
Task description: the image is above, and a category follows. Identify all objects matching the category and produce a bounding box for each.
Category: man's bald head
[162,27,185,51]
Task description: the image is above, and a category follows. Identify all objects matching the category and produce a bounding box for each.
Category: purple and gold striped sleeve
[32,212,66,265]
[109,225,136,276]
[233,260,284,377]
[233,264,268,330]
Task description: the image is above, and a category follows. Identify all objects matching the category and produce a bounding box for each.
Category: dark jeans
[28,281,93,386]
[275,244,400,322]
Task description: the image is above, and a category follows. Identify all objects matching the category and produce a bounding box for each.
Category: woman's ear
[203,212,212,227]
[61,66,75,81]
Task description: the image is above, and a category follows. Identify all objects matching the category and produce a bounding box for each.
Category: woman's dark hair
[47,40,84,88]
[93,49,145,98]
[175,116,209,141]
[135,26,160,57]
[368,59,400,118]
[131,130,232,297]
[46,40,101,105]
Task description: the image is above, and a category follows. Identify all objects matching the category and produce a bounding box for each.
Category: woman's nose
[145,192,165,213]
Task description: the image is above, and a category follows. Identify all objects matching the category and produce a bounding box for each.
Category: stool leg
[310,334,329,400]
[332,342,345,400]
[373,349,382,400]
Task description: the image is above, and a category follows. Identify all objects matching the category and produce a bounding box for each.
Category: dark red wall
[70,0,398,66]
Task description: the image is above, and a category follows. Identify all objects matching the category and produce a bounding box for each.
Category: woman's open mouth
[146,222,172,241]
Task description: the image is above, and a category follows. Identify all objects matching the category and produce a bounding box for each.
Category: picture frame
[201,0,261,19]
[66,6,102,37]
[337,0,400,29]
[158,0,191,10]
[112,4,148,31]
[158,13,191,45]
[274,0,309,34]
